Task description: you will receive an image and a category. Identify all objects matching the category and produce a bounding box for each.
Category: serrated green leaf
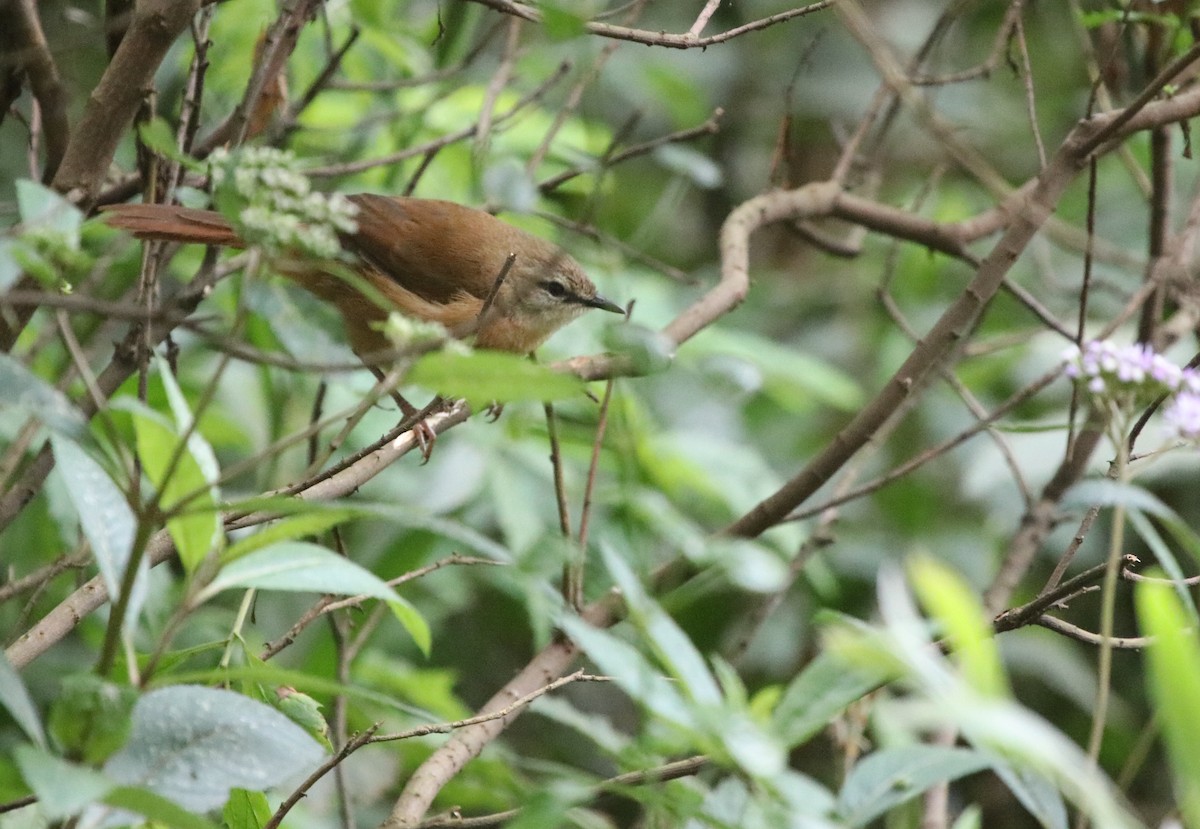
[155,352,220,484]
[408,350,586,408]
[275,689,331,750]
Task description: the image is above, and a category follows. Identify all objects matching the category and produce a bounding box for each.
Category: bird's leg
[369,367,441,462]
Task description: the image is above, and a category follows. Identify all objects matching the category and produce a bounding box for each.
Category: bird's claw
[411,419,437,463]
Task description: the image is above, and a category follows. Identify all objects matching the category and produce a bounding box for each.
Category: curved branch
[465,0,834,48]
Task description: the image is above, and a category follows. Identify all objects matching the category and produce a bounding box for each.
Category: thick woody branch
[52,0,202,202]
[0,0,70,181]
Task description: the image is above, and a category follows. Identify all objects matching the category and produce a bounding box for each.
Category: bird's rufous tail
[100,204,244,247]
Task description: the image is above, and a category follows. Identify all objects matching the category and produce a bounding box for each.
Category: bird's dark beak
[583,294,625,314]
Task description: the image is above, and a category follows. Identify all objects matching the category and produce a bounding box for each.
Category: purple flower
[1064,339,1185,399]
[1164,391,1200,441]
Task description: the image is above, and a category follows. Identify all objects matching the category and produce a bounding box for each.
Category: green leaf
[686,327,862,412]
[275,689,332,750]
[1136,576,1200,827]
[1063,478,1174,517]
[223,789,272,829]
[47,674,136,765]
[772,649,892,747]
[408,349,586,408]
[541,1,589,39]
[105,785,224,829]
[221,508,360,564]
[653,144,724,189]
[909,556,1009,698]
[155,352,221,484]
[991,761,1068,829]
[837,746,992,827]
[51,436,146,632]
[195,541,430,654]
[559,614,693,730]
[602,322,674,375]
[0,238,21,291]
[137,118,197,167]
[600,543,721,705]
[103,685,326,813]
[0,652,45,748]
[17,179,83,242]
[123,401,220,572]
[720,712,786,779]
[1127,509,1198,624]
[15,745,114,819]
[0,352,88,438]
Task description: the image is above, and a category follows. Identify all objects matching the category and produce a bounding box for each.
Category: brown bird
[102,195,623,359]
[103,196,622,454]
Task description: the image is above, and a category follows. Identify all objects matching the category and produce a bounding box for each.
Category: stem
[1076,410,1129,829]
[94,514,157,678]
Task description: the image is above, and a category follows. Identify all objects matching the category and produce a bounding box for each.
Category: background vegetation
[3,1,1200,827]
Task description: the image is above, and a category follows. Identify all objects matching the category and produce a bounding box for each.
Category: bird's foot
[394,394,446,464]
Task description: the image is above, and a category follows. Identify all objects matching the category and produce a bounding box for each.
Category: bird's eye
[542,280,567,298]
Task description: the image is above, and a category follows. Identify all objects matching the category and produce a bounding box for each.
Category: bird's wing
[345,195,516,304]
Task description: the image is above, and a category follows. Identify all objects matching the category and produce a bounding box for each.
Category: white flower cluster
[1063,339,1200,441]
[380,311,453,351]
[208,147,358,259]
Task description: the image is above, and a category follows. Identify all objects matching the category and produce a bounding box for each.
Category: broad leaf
[52,436,146,634]
[0,353,88,438]
[0,652,45,747]
[196,542,430,654]
[409,350,586,408]
[772,649,892,747]
[838,745,992,827]
[15,746,114,819]
[103,685,325,813]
